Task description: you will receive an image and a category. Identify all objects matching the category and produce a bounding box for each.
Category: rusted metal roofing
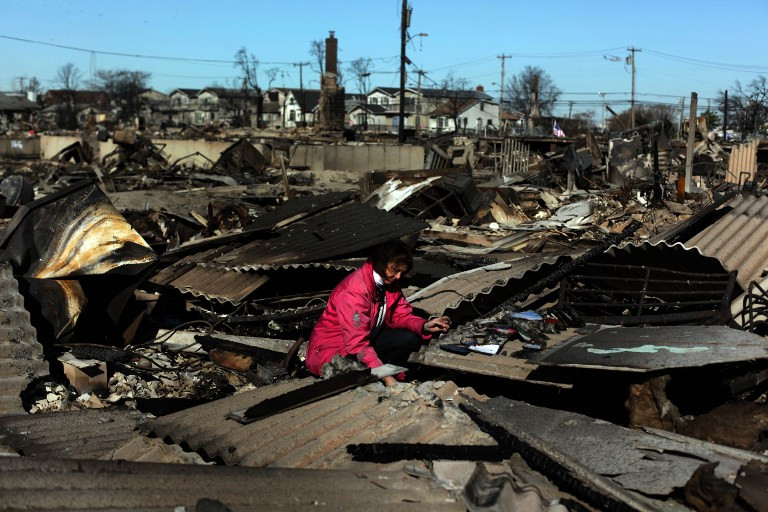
[143,378,495,469]
[407,254,570,317]
[685,194,768,289]
[0,457,465,511]
[0,258,46,414]
[0,408,151,460]
[214,201,428,269]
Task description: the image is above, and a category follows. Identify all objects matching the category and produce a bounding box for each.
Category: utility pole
[415,69,425,136]
[398,0,410,143]
[568,101,574,119]
[723,90,728,141]
[497,54,511,132]
[627,47,640,129]
[684,92,698,195]
[295,61,309,126]
[678,96,686,138]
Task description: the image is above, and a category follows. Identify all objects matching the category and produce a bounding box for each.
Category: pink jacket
[306,261,429,375]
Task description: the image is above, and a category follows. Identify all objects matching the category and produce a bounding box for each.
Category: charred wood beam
[347,443,509,463]
[229,370,373,424]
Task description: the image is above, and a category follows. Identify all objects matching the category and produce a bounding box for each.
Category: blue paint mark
[585,344,709,355]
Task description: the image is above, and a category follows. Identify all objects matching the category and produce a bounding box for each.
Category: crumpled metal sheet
[0,180,157,342]
[1,180,157,278]
[17,278,86,339]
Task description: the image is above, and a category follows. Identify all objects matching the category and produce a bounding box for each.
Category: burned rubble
[0,125,767,511]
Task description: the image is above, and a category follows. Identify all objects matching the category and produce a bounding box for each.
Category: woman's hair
[369,239,414,277]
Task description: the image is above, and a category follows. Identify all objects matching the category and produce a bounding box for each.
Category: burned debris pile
[0,127,767,511]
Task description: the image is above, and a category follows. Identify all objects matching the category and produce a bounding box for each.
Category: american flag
[553,120,565,138]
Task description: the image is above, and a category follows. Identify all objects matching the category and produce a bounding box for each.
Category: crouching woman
[306,239,451,386]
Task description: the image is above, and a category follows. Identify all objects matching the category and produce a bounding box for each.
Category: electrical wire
[643,48,768,73]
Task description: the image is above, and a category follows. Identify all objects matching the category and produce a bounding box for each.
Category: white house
[427,98,499,134]
[168,88,198,126]
[281,89,320,128]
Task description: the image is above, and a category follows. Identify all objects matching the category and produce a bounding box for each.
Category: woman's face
[382,261,408,286]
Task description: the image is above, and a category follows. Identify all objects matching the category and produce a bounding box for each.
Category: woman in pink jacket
[306,240,451,386]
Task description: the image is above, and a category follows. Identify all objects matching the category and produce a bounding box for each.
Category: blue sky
[2,0,767,118]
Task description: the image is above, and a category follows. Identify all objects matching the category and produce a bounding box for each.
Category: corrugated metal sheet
[0,408,151,460]
[155,260,359,305]
[168,265,269,304]
[407,254,570,317]
[143,378,495,469]
[215,201,428,269]
[413,241,736,384]
[0,457,464,511]
[0,259,46,414]
[562,240,737,325]
[726,140,758,184]
[247,191,355,231]
[685,194,768,288]
[467,396,768,510]
[222,261,360,272]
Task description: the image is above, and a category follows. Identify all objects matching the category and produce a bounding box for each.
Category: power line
[0,33,401,68]
[1,34,241,64]
[643,48,768,73]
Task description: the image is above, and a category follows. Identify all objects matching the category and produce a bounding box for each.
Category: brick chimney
[325,31,337,77]
[476,85,484,92]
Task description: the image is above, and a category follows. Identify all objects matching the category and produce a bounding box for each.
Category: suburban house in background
[424,86,498,134]
[168,88,199,126]
[279,89,321,128]
[0,92,40,130]
[15,80,500,133]
[343,85,497,134]
[39,90,109,130]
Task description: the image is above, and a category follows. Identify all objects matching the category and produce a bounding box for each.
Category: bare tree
[506,65,561,117]
[347,58,372,99]
[234,47,263,128]
[266,67,279,89]
[91,69,151,123]
[56,63,82,91]
[436,72,472,133]
[606,104,677,138]
[26,77,42,96]
[561,110,595,135]
[309,39,325,78]
[719,75,768,136]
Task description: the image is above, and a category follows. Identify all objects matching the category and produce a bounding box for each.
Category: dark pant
[371,328,423,366]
